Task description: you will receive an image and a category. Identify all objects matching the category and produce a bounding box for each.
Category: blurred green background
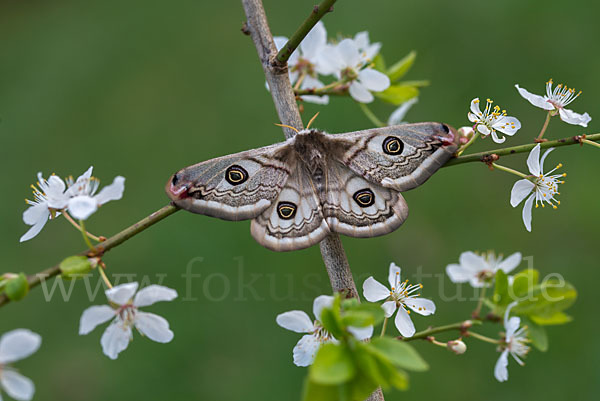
[1,0,598,400]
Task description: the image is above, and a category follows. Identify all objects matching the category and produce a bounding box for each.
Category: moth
[166,123,458,251]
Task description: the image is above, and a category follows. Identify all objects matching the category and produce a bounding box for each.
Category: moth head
[166,169,191,201]
[435,123,459,148]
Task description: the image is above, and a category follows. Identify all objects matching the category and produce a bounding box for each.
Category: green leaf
[342,302,385,326]
[372,53,386,72]
[320,295,346,339]
[60,255,93,279]
[370,337,429,372]
[512,278,577,318]
[310,343,356,385]
[354,343,391,388]
[387,50,416,82]
[493,269,510,306]
[511,269,539,298]
[302,379,339,401]
[522,317,548,352]
[5,273,29,301]
[396,79,430,88]
[341,311,374,328]
[374,85,419,105]
[530,311,573,326]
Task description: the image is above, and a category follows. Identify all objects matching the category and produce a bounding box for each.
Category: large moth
[166,123,458,251]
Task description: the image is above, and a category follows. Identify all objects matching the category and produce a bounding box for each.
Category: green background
[1,0,598,400]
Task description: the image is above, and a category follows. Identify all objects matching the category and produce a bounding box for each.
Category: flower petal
[467,112,479,123]
[515,84,553,110]
[313,295,334,321]
[510,179,535,207]
[470,98,482,116]
[526,144,541,176]
[476,124,490,136]
[494,349,510,382]
[67,195,98,220]
[276,310,314,333]
[336,38,360,67]
[493,116,521,135]
[388,98,417,126]
[79,305,115,335]
[358,69,390,92]
[347,325,373,341]
[100,320,131,359]
[405,298,436,316]
[539,147,554,171]
[105,282,139,305]
[458,252,486,274]
[559,108,592,127]
[0,370,35,401]
[445,263,471,283]
[44,175,68,208]
[94,176,125,206]
[498,252,522,274]
[134,312,174,343]
[300,21,326,60]
[394,307,415,337]
[20,205,50,242]
[521,194,534,232]
[292,334,321,367]
[133,285,177,307]
[387,262,401,289]
[349,81,374,103]
[490,131,506,144]
[362,277,390,302]
[0,329,42,364]
[381,300,397,318]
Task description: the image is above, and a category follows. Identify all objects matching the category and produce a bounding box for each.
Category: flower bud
[60,255,94,280]
[4,273,29,301]
[457,126,475,144]
[447,339,467,355]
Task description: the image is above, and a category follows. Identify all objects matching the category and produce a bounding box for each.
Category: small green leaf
[375,85,419,105]
[341,311,374,328]
[320,307,345,340]
[310,343,356,385]
[512,278,577,318]
[343,302,385,326]
[372,53,386,72]
[60,256,93,280]
[5,273,29,301]
[530,311,573,326]
[511,269,539,298]
[522,317,548,352]
[370,337,429,372]
[493,269,510,306]
[387,51,416,82]
[354,343,391,388]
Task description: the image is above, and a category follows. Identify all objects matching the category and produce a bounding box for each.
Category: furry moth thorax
[166,123,458,251]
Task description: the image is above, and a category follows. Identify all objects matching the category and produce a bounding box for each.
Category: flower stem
[380,317,389,337]
[0,204,180,307]
[491,163,528,179]
[472,285,487,318]
[98,262,113,289]
[402,320,481,341]
[79,220,95,251]
[445,132,600,167]
[274,0,337,65]
[456,132,479,156]
[582,139,600,149]
[467,331,500,345]
[359,103,385,128]
[536,111,552,141]
[295,78,348,96]
[63,212,101,242]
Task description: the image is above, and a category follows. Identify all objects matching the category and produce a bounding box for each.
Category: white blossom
[363,263,435,338]
[0,329,42,401]
[273,21,331,104]
[468,98,521,143]
[20,173,69,242]
[515,79,591,127]
[322,38,389,103]
[65,167,125,220]
[446,251,522,287]
[494,302,530,382]
[387,98,418,126]
[510,144,565,232]
[276,295,373,367]
[79,282,177,360]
